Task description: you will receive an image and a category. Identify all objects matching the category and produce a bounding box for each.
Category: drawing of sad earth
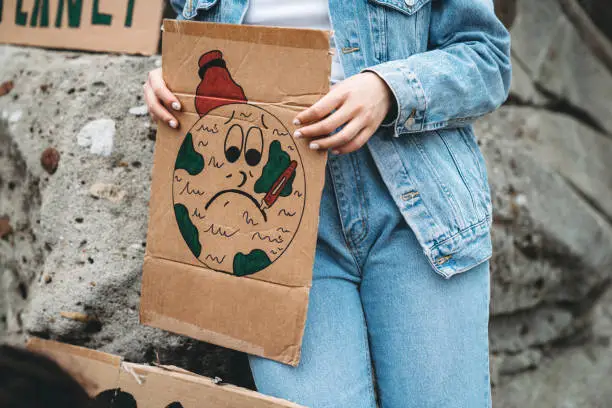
[172,103,305,277]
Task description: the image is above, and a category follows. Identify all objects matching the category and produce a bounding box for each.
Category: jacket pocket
[367,0,432,15]
[434,129,480,220]
[457,126,493,218]
[435,127,492,223]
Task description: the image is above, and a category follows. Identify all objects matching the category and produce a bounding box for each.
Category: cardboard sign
[27,338,304,407]
[0,0,164,55]
[140,20,330,366]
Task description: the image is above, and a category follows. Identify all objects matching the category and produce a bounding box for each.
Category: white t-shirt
[242,0,345,84]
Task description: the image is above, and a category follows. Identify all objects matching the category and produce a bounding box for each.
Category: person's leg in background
[359,146,492,408]
[248,166,377,408]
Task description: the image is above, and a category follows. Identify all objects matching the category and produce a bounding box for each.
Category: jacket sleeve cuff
[361,62,427,137]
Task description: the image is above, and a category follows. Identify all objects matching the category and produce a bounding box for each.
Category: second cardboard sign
[27,337,304,407]
[141,20,331,366]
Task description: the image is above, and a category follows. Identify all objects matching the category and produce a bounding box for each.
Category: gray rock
[89,183,126,203]
[498,349,543,376]
[510,0,563,76]
[490,307,573,353]
[77,119,116,156]
[475,107,612,318]
[2,1,612,403]
[493,289,612,407]
[129,105,149,116]
[0,121,43,345]
[508,56,549,105]
[579,0,612,39]
[0,45,253,387]
[510,0,612,134]
[490,353,504,387]
[7,110,23,124]
[494,0,518,29]
[475,104,612,403]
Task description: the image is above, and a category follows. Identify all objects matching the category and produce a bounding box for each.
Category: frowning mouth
[205,189,268,222]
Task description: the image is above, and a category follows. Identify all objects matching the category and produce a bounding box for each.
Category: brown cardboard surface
[141,256,310,364]
[26,338,306,407]
[141,20,330,366]
[119,363,304,408]
[27,337,121,396]
[145,106,323,289]
[0,0,164,55]
[162,20,331,108]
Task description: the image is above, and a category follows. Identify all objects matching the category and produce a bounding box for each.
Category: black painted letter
[15,0,27,26]
[30,0,50,27]
[55,0,83,28]
[124,0,135,27]
[91,0,112,25]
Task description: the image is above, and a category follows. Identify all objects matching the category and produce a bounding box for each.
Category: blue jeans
[248,144,492,408]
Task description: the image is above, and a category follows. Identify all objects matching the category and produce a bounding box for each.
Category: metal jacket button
[404,108,417,128]
[436,255,452,266]
[404,117,415,127]
[401,191,419,201]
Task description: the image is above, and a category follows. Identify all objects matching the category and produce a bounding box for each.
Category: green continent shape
[254,140,295,197]
[174,204,202,258]
[175,132,204,175]
[233,249,272,276]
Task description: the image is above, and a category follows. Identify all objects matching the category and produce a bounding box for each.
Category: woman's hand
[293,72,394,154]
[143,68,182,129]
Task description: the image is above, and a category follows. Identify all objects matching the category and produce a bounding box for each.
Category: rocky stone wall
[487,0,612,404]
[0,48,254,387]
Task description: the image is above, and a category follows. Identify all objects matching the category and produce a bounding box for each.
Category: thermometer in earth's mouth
[260,160,298,211]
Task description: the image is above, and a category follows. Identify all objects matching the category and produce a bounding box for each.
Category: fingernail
[294,131,302,139]
[169,120,178,129]
[293,118,301,126]
[172,101,181,111]
[331,149,340,155]
[309,142,319,150]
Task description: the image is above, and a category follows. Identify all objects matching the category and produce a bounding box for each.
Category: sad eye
[244,127,263,166]
[224,124,243,163]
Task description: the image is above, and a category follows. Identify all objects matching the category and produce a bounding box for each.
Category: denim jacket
[169,0,512,278]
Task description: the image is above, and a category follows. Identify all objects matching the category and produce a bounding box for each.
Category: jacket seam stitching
[429,214,491,253]
[348,154,370,245]
[367,0,431,16]
[326,165,365,276]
